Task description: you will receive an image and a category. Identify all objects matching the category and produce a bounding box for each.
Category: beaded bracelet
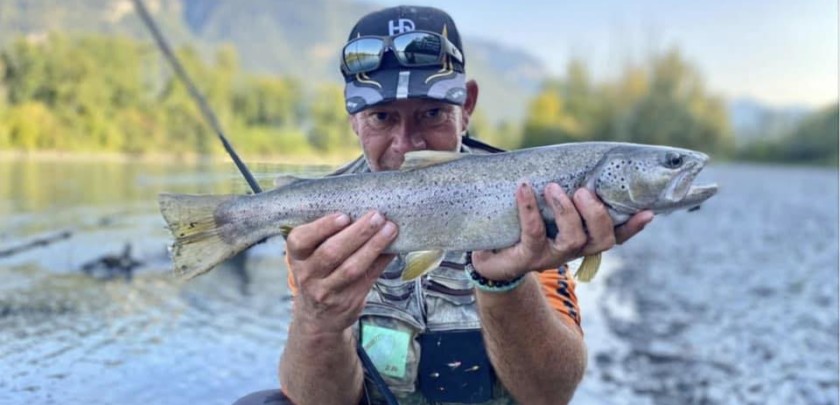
[465,263,525,293]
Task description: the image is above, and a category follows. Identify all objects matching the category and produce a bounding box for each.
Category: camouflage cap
[342,6,467,114]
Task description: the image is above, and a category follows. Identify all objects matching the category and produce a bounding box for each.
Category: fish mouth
[660,153,718,210]
[681,183,719,208]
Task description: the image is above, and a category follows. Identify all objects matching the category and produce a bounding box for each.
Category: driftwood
[0,230,73,258]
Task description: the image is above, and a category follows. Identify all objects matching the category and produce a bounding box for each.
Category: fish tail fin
[575,253,602,282]
[158,193,242,280]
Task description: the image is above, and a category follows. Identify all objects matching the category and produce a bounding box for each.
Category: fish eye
[664,152,684,168]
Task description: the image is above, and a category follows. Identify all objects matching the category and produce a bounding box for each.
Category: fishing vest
[331,140,517,405]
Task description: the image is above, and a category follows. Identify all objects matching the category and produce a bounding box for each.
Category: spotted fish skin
[158,142,718,279]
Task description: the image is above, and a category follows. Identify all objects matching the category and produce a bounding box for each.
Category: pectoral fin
[401,250,445,280]
[575,253,602,282]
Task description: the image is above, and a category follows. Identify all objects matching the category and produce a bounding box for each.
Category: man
[237,5,652,405]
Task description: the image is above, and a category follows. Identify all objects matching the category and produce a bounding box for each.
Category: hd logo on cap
[388,18,415,35]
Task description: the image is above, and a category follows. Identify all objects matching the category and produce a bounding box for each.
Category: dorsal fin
[274,175,309,188]
[400,150,464,171]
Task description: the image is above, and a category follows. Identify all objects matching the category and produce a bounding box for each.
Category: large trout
[159,142,718,281]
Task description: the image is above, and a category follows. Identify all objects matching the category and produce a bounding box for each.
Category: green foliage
[0,33,364,159]
[3,32,829,166]
[521,50,735,157]
[306,84,356,152]
[738,105,839,165]
[5,102,58,150]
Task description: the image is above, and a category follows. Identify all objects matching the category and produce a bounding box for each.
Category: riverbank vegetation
[0,34,836,165]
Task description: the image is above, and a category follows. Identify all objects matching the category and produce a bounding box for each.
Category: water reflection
[0,157,308,404]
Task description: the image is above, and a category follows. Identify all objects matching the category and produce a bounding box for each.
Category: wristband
[465,263,525,293]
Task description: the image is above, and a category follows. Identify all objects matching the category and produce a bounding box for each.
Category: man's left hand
[471,181,653,280]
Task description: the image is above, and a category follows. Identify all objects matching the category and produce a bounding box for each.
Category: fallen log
[0,230,73,259]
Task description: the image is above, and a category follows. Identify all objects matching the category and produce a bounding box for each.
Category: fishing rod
[132,2,398,403]
[131,0,261,194]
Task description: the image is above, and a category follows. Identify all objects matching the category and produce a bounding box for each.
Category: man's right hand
[285,211,398,335]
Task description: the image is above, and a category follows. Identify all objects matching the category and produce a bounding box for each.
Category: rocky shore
[578,164,839,404]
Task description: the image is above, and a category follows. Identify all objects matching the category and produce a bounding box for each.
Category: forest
[0,34,836,164]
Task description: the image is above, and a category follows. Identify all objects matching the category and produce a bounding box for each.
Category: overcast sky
[373,0,838,108]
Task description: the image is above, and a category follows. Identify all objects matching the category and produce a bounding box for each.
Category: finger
[328,253,398,315]
[286,212,351,260]
[471,249,495,266]
[308,211,389,275]
[323,221,398,292]
[517,180,547,252]
[545,183,587,256]
[469,182,547,278]
[365,254,398,284]
[572,189,616,255]
[616,210,654,244]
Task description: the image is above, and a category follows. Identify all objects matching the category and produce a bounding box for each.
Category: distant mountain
[0,0,548,122]
[728,98,812,145]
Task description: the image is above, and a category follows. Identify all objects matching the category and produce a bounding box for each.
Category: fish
[158,142,718,281]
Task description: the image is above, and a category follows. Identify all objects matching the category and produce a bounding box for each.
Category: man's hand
[472,181,653,280]
[286,211,398,335]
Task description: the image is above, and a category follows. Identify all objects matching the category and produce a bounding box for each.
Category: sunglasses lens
[393,32,443,66]
[344,38,383,74]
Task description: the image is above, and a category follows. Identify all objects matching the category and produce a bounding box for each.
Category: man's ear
[461,80,479,129]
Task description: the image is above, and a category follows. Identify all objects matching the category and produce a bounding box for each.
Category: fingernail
[370,212,384,227]
[335,213,350,226]
[380,222,397,237]
[518,180,531,196]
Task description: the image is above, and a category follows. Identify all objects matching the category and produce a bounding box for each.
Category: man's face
[350,98,466,172]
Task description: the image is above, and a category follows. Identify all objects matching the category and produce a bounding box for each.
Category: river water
[0,158,837,405]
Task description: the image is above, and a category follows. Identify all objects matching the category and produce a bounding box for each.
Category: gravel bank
[580,164,839,404]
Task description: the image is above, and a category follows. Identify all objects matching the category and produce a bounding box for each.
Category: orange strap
[537,265,583,335]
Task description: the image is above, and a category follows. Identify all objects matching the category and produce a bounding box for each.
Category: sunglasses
[341,31,464,75]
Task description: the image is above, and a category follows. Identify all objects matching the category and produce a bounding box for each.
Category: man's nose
[391,120,426,154]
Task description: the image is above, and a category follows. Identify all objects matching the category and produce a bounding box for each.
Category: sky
[372,0,838,108]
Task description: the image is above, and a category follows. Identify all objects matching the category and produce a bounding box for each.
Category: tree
[778,105,839,164]
[6,101,57,150]
[619,49,733,155]
[520,48,734,157]
[306,84,356,153]
[521,80,586,147]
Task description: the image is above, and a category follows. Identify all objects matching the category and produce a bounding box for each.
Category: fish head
[589,145,719,216]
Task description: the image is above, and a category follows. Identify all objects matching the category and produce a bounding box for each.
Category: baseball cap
[342,5,468,114]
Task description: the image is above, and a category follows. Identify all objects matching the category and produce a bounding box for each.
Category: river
[0,158,837,405]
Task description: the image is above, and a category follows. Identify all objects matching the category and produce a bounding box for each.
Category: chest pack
[356,253,515,404]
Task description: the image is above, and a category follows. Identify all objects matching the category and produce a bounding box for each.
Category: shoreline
[1,149,834,168]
